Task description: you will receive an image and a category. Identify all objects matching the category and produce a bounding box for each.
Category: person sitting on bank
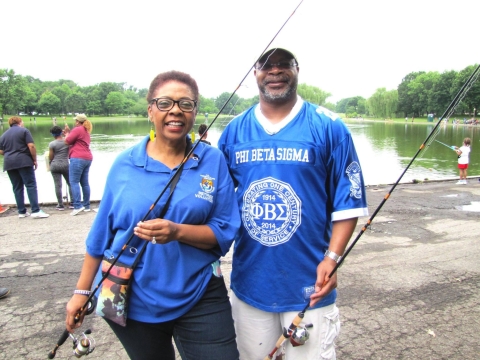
[198,124,211,145]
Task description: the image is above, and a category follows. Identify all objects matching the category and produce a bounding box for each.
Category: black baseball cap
[257,48,298,65]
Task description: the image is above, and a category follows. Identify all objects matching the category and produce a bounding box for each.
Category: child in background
[455,137,471,184]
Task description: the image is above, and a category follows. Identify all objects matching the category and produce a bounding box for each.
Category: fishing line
[264,62,480,359]
[48,1,305,358]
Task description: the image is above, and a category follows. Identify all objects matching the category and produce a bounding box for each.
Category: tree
[65,91,87,113]
[38,91,61,114]
[0,69,28,118]
[52,84,72,114]
[105,91,125,115]
[367,88,398,118]
[297,83,331,105]
[198,95,219,114]
[397,72,424,116]
[215,92,239,114]
[453,65,480,116]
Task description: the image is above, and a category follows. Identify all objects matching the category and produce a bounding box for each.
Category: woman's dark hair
[147,70,199,102]
[198,124,208,136]
[50,125,63,136]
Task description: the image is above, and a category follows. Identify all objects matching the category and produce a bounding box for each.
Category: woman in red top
[64,114,93,215]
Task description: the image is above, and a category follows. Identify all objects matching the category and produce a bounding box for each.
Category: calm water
[0,118,478,205]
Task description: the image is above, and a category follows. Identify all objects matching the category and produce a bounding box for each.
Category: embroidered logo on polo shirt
[195,174,215,203]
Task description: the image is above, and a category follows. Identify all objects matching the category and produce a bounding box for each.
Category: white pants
[231,292,340,360]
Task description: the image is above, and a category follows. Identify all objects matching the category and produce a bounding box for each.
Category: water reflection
[0,118,478,204]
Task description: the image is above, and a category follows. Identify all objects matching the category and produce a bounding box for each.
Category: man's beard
[259,77,298,103]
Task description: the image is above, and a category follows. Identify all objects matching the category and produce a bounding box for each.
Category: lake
[0,117,478,205]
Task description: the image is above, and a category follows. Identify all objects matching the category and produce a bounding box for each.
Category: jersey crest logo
[200,175,215,193]
[346,161,362,199]
[242,177,302,247]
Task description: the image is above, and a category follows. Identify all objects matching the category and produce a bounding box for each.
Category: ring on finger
[152,236,156,244]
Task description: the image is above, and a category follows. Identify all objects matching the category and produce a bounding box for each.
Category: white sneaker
[83,208,91,212]
[456,180,463,184]
[31,210,50,218]
[463,180,467,185]
[18,212,31,218]
[70,207,85,216]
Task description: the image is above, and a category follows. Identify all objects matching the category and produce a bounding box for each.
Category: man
[198,123,211,145]
[0,116,49,218]
[218,48,368,359]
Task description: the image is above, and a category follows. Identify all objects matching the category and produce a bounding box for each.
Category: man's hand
[309,258,338,307]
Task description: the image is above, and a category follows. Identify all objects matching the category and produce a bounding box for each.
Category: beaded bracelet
[74,289,92,296]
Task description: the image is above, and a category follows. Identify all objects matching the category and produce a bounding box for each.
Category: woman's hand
[65,295,89,332]
[134,219,178,245]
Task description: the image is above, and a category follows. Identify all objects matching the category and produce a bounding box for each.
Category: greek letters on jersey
[235,147,309,164]
[243,177,301,246]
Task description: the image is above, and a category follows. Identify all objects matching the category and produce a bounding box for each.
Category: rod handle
[47,329,70,359]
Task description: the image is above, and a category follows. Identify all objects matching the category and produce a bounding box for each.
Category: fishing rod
[434,139,456,150]
[264,62,480,359]
[47,1,304,358]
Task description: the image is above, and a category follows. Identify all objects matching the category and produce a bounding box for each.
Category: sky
[2,0,478,104]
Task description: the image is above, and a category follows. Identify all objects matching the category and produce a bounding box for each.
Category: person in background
[218,48,369,360]
[0,116,49,218]
[65,71,240,360]
[455,137,471,185]
[64,114,93,216]
[49,125,73,210]
[198,123,211,145]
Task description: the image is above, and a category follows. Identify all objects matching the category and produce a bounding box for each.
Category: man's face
[254,51,299,104]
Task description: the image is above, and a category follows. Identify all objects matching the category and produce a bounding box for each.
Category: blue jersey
[86,136,240,322]
[218,101,368,312]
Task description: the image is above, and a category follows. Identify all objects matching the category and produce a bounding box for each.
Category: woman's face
[147,80,197,145]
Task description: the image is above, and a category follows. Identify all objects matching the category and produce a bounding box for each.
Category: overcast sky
[3,0,478,103]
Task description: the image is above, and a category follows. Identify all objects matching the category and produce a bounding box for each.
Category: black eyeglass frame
[255,61,298,71]
[150,97,198,113]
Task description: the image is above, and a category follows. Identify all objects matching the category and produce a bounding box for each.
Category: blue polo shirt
[87,135,240,323]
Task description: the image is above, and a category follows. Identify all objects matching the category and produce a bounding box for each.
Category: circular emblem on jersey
[242,177,302,247]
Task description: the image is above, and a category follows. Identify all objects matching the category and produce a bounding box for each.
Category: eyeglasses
[150,97,197,112]
[255,61,297,71]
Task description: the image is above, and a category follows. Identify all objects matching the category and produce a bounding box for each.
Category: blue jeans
[105,276,239,360]
[69,158,92,210]
[7,167,40,214]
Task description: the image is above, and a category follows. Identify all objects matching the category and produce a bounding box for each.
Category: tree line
[0,69,334,119]
[337,64,480,119]
[1,65,478,120]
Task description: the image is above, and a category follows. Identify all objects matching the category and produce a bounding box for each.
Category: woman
[64,113,93,215]
[0,116,49,218]
[48,125,73,210]
[65,71,240,360]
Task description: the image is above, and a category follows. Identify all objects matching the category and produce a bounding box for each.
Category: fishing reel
[287,323,312,347]
[70,329,96,358]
